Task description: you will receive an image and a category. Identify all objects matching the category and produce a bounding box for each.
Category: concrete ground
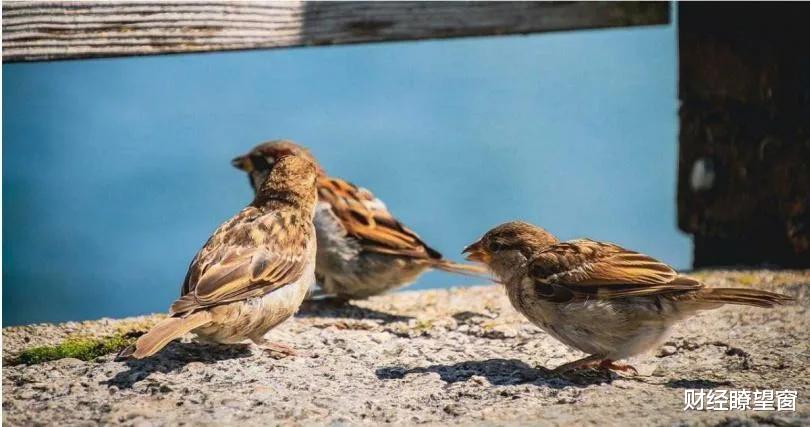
[3,270,808,426]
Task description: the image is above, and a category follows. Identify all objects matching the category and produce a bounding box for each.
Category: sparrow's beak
[462,240,491,264]
[231,155,253,172]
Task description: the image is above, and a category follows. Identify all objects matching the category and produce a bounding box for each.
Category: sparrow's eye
[488,241,505,252]
[250,155,273,171]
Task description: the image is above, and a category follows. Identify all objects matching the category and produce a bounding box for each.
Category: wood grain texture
[2,1,669,62]
[678,3,810,268]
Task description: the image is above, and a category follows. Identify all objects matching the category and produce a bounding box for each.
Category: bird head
[254,154,320,215]
[463,221,559,282]
[232,140,323,193]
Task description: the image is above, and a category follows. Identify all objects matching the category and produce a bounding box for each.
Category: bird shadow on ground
[297,298,413,324]
[103,342,252,389]
[376,359,615,389]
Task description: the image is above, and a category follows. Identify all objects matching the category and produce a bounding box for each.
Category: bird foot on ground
[548,357,638,377]
[549,355,603,375]
[259,342,299,359]
[598,360,639,375]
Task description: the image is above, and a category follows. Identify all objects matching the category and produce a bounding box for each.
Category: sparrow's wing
[170,207,311,315]
[528,239,703,302]
[316,176,442,260]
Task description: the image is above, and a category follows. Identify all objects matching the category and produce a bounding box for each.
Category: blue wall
[2,23,688,325]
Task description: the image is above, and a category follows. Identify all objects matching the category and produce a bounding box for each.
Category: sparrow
[463,221,794,374]
[123,155,319,359]
[231,140,487,300]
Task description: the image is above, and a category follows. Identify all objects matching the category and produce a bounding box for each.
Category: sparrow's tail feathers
[126,311,212,359]
[431,259,491,278]
[695,288,794,308]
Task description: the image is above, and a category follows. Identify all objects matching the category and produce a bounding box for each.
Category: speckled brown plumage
[232,139,487,300]
[125,155,319,359]
[464,221,794,374]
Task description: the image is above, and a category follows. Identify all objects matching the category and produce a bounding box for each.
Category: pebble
[659,345,678,357]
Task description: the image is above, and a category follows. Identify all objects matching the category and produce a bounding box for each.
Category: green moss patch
[12,331,143,365]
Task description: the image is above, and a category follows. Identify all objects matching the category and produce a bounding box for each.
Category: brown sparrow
[231,140,487,300]
[124,155,319,359]
[463,221,794,374]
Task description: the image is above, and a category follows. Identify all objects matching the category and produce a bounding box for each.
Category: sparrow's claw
[598,360,639,375]
[550,354,603,375]
[260,342,298,359]
[550,356,637,376]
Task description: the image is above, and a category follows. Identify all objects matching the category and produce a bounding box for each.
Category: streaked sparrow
[231,140,487,300]
[464,221,794,374]
[123,155,319,358]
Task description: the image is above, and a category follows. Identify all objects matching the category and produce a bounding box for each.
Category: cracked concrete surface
[3,270,809,426]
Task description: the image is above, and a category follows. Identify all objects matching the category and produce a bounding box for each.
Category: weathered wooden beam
[2,1,669,62]
[678,3,810,268]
